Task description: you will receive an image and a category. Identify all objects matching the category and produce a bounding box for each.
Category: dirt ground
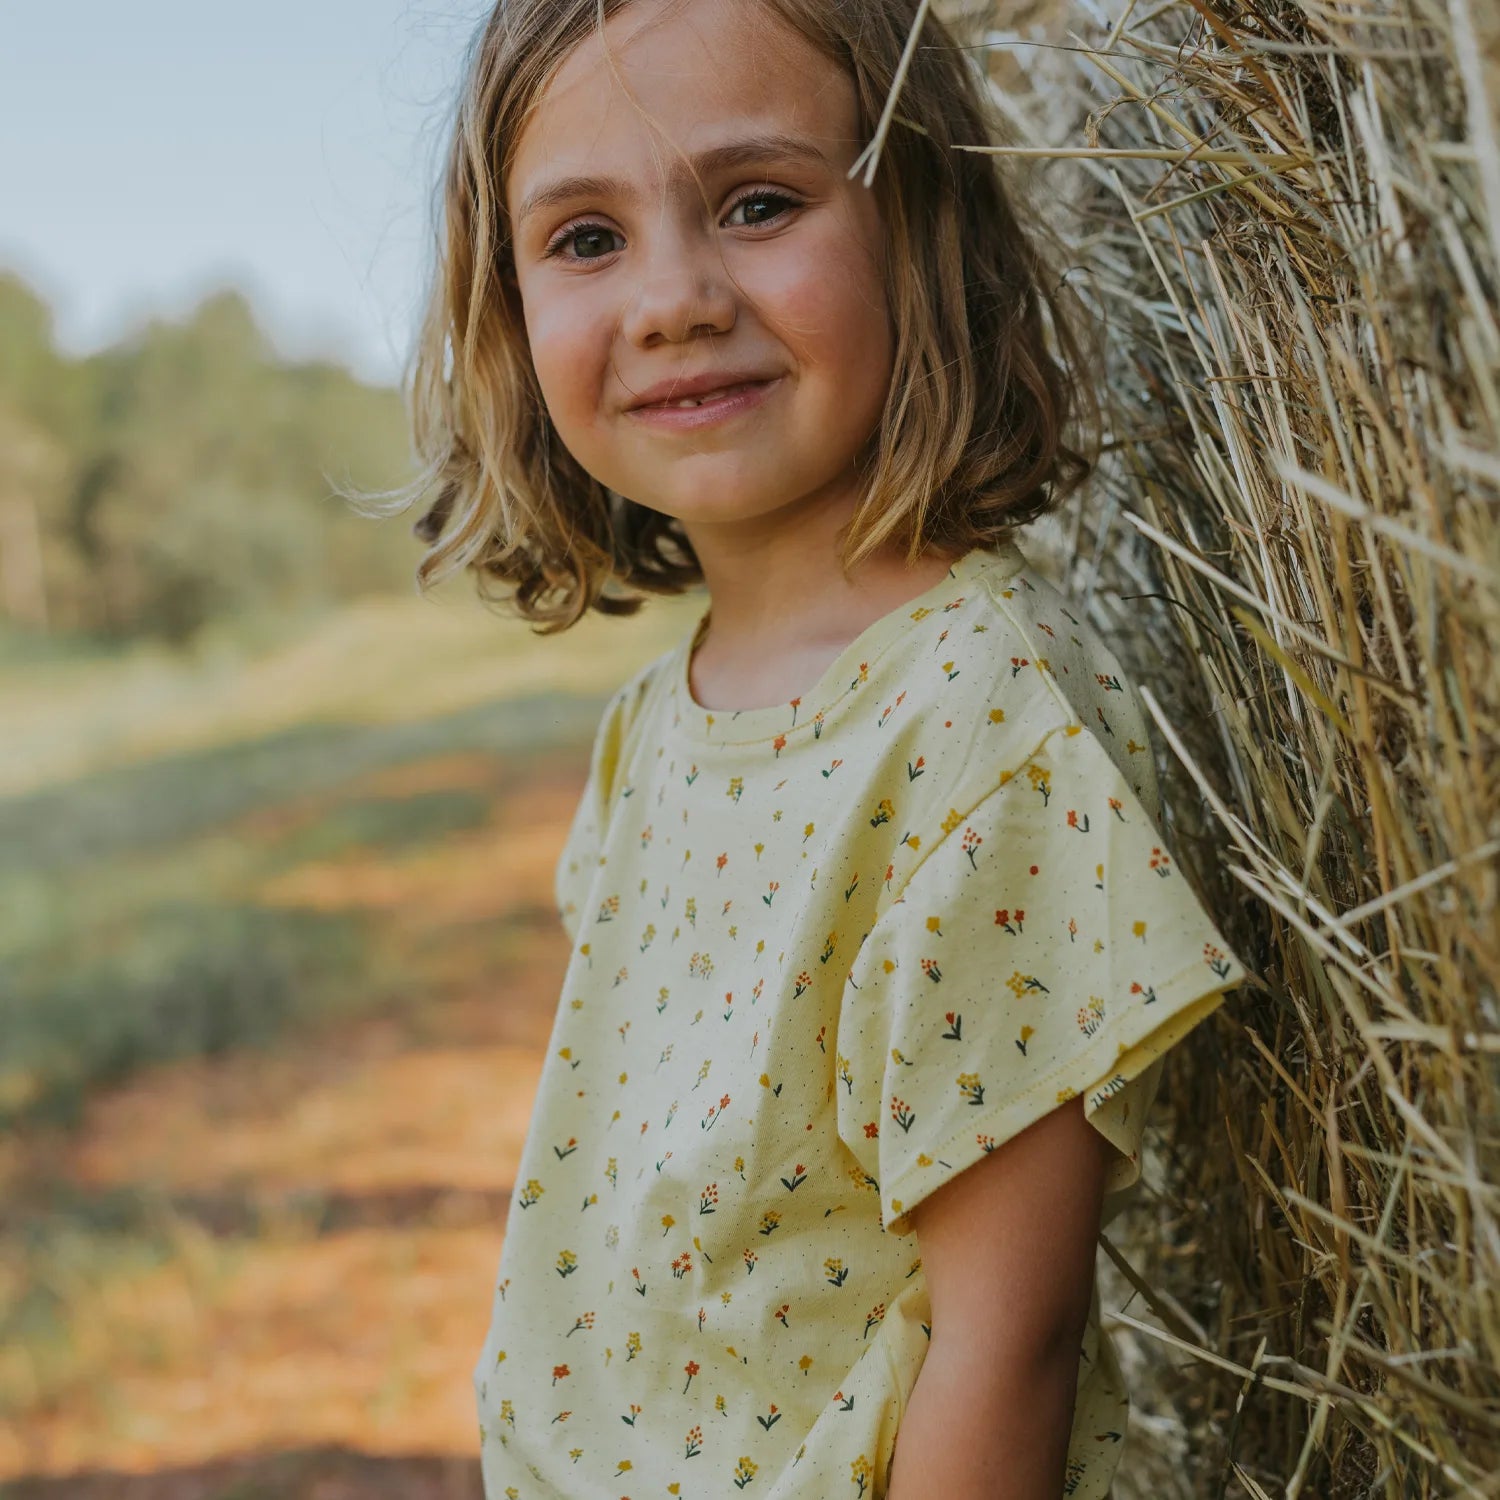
[0,759,581,1499]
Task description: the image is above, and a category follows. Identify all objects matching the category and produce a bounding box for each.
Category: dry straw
[896,0,1499,1493]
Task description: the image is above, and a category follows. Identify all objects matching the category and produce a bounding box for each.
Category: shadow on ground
[1,1445,482,1499]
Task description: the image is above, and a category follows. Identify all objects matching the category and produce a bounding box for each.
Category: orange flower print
[961,826,982,866]
[1150,845,1174,876]
[1066,806,1090,832]
[773,732,787,757]
[774,1303,790,1327]
[685,1424,704,1458]
[552,1364,570,1385]
[756,1403,782,1430]
[863,1302,886,1338]
[1077,996,1106,1036]
[942,1011,963,1039]
[683,1360,700,1393]
[994,907,1025,934]
[890,1096,916,1132]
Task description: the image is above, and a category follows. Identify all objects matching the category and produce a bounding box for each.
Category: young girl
[403,2,1249,1495]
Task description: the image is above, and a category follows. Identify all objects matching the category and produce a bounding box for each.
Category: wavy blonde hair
[354,0,1101,631]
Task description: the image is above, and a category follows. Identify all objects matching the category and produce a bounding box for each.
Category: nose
[618,229,737,348]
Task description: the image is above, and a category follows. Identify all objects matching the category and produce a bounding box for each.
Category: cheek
[746,224,892,382]
[519,284,614,424]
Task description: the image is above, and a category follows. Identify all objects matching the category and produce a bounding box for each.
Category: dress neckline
[667,537,1028,747]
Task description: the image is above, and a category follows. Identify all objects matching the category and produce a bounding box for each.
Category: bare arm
[884,1095,1112,1500]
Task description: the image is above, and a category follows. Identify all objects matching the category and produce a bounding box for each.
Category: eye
[724,189,801,229]
[545,221,623,261]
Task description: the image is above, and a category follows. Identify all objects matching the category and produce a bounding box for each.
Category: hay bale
[918,0,1500,1491]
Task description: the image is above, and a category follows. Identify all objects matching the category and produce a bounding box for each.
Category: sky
[0,1,485,387]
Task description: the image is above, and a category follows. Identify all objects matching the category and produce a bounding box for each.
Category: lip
[626,369,782,409]
[624,375,781,432]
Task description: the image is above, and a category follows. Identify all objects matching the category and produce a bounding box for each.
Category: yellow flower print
[940,806,963,835]
[1134,919,1148,940]
[1005,968,1050,997]
[988,706,1004,722]
[925,914,943,936]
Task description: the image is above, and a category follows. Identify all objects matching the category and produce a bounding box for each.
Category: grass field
[0,587,698,1495]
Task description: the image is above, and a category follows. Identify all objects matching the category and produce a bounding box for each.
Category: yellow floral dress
[473,537,1250,1500]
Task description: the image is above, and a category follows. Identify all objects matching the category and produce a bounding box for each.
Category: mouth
[625,377,781,429]
[630,378,776,412]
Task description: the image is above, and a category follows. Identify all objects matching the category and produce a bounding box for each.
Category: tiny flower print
[812,710,826,739]
[961,827,982,867]
[869,798,894,828]
[1006,968,1050,997]
[625,1331,642,1361]
[890,1096,916,1132]
[756,1404,782,1430]
[780,1162,807,1192]
[596,895,619,923]
[553,1136,578,1160]
[1204,942,1235,979]
[518,1178,544,1208]
[940,659,959,680]
[552,1364,570,1385]
[671,1252,694,1280]
[1134,920,1148,941]
[763,880,779,906]
[758,1210,782,1236]
[862,1120,879,1138]
[837,1054,854,1093]
[683,1360,700,1393]
[773,733,787,757]
[789,696,802,725]
[994,907,1025,934]
[1078,996,1106,1036]
[824,1257,849,1287]
[863,1302,886,1338]
[988,706,1005,723]
[793,971,812,998]
[1066,806,1091,833]
[819,931,837,964]
[1150,845,1174,876]
[685,1424,703,1458]
[957,1071,986,1106]
[1009,655,1030,677]
[1016,1024,1034,1055]
[940,807,963,835]
[919,958,942,983]
[640,923,656,951]
[843,872,859,901]
[700,1183,719,1214]
[727,775,743,803]
[743,1247,758,1271]
[733,1455,759,1488]
[821,758,843,778]
[1027,763,1052,803]
[622,1402,642,1426]
[774,1303,790,1327]
[942,1011,963,1039]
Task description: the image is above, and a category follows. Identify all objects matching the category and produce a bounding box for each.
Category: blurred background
[0,5,695,1495]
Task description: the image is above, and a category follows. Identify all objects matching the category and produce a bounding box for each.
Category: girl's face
[505,0,894,541]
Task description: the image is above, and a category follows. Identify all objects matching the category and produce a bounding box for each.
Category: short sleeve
[834,721,1251,1237]
[553,672,652,943]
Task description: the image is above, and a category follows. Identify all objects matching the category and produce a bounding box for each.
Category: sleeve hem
[879,963,1245,1236]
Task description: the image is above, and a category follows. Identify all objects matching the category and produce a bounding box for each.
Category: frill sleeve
[835,720,1251,1237]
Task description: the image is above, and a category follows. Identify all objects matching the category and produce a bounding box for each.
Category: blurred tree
[0,272,422,647]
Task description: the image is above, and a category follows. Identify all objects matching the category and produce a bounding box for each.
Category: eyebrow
[513,133,832,228]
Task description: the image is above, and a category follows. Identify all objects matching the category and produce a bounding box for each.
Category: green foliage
[0,272,423,647]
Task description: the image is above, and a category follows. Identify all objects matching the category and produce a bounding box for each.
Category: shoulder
[868,555,1163,894]
[585,641,679,803]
